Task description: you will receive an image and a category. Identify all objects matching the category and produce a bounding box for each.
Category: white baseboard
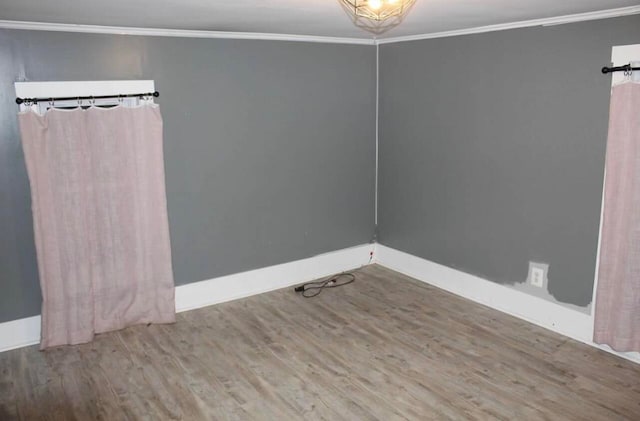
[0,316,41,353]
[4,242,638,365]
[175,244,374,312]
[374,244,640,365]
[0,243,374,353]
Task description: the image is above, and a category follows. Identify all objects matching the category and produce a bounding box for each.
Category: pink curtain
[594,82,640,352]
[19,105,176,349]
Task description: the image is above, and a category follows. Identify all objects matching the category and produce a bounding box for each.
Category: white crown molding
[376,5,640,44]
[0,20,375,45]
[1,5,639,46]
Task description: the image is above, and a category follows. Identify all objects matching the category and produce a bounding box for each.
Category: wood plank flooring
[1,264,640,420]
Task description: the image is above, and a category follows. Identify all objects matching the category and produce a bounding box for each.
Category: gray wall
[0,30,376,323]
[378,15,640,308]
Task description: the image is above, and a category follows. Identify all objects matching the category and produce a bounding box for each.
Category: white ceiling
[0,0,638,39]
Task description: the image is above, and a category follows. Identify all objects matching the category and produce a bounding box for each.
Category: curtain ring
[89,96,95,105]
[48,98,55,107]
[118,94,124,103]
[77,97,82,106]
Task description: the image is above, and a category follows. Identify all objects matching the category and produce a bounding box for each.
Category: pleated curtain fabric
[18,105,176,349]
[594,81,640,352]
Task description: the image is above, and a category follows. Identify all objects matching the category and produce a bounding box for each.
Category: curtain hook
[48,98,55,107]
[89,96,95,105]
[77,97,82,106]
[118,94,124,103]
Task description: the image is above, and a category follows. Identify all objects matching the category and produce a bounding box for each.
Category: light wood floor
[2,265,640,420]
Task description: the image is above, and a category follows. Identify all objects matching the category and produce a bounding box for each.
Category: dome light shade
[340,0,417,34]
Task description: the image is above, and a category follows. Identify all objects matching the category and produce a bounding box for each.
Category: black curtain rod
[602,64,639,74]
[15,91,159,105]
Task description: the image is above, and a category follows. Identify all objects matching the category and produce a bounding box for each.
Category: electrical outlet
[530,267,544,288]
[527,262,548,289]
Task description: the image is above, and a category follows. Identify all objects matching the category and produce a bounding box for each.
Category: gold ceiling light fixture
[339,0,417,35]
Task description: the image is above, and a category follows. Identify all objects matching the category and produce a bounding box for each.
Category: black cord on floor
[293,273,355,298]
